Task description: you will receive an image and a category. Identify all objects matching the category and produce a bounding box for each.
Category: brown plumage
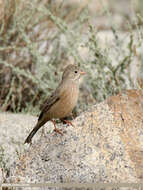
[24,64,85,144]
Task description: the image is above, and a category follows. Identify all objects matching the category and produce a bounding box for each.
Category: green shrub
[0,0,143,114]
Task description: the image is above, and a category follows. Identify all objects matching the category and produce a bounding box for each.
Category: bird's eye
[74,70,78,73]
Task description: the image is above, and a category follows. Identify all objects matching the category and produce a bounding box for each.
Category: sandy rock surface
[1,89,143,189]
[0,113,54,168]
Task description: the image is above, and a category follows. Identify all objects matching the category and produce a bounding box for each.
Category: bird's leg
[51,120,63,135]
[61,119,75,127]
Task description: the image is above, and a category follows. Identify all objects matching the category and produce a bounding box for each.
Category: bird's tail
[24,121,43,144]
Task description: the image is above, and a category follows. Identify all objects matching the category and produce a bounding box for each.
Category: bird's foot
[51,119,64,135]
[53,128,63,135]
[62,120,75,127]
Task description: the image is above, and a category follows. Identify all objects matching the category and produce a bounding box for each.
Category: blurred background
[0,0,143,115]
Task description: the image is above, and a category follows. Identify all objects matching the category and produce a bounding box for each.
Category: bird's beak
[80,71,86,75]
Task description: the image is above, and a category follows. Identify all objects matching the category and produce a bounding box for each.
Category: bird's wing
[38,81,70,121]
[38,88,61,121]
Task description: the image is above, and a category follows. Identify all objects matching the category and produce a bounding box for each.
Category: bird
[24,64,86,144]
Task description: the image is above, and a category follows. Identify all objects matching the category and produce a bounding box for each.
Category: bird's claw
[53,128,64,135]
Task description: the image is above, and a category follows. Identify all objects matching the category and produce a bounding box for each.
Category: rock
[107,89,143,181]
[0,113,54,169]
[3,89,142,189]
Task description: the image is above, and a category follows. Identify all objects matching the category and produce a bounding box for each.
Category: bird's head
[62,64,86,82]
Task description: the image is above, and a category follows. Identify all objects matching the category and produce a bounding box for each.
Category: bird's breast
[48,84,79,119]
